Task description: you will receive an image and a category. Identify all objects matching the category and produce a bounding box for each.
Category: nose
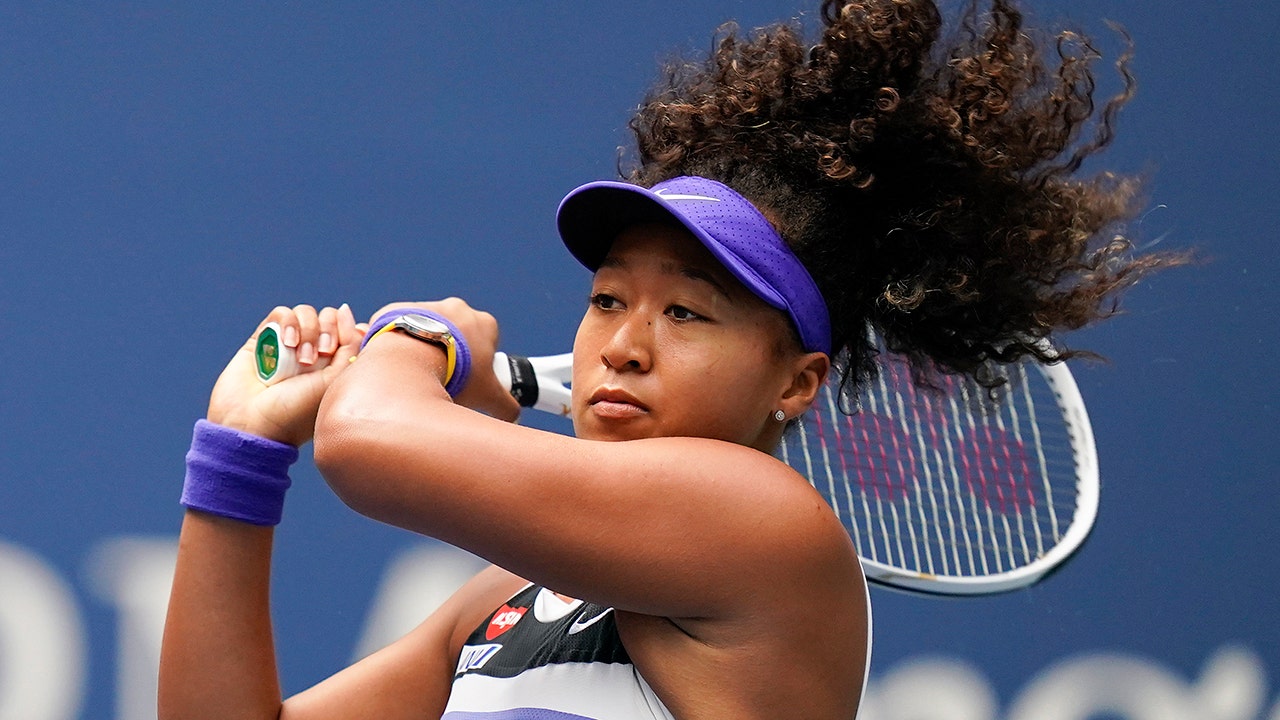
[600,313,653,373]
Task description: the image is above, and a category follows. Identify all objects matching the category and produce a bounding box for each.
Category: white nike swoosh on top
[567,607,614,635]
[653,189,722,202]
[533,587,582,622]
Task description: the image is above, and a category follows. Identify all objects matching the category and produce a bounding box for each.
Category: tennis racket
[258,330,1097,595]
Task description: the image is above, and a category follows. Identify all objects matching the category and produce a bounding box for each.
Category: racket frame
[840,360,1099,594]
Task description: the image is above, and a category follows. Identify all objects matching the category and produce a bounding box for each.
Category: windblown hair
[627,0,1180,389]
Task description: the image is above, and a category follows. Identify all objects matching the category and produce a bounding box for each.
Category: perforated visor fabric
[556,176,832,354]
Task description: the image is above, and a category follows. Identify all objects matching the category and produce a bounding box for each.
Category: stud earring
[774,409,786,422]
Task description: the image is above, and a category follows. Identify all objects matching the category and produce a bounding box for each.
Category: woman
[160,1,1176,718]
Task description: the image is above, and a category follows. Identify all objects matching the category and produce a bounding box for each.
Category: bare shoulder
[644,436,861,574]
[617,442,870,718]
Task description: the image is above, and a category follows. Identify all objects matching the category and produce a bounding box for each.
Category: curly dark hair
[626,0,1181,390]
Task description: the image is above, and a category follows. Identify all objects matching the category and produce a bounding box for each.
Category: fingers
[473,308,499,345]
[317,306,338,357]
[329,304,367,372]
[261,306,300,347]
[265,300,497,361]
[253,299,520,422]
[294,304,321,366]
[336,303,358,347]
[252,303,357,380]
[265,304,343,368]
[489,392,523,424]
[368,300,423,324]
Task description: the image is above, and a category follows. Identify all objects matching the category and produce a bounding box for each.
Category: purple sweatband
[361,308,472,396]
[181,419,299,526]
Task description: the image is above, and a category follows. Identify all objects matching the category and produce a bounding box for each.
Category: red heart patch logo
[485,604,528,640]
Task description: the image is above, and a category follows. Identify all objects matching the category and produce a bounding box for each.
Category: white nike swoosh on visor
[653,189,722,202]
[567,607,614,635]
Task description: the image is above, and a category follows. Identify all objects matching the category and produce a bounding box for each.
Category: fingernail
[318,332,335,353]
[300,341,317,365]
[283,325,300,348]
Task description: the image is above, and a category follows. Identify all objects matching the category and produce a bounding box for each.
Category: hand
[367,298,522,423]
[207,303,366,446]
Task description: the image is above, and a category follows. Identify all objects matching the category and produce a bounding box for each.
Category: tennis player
[160,1,1177,718]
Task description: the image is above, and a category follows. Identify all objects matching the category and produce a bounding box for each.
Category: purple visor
[556,175,832,355]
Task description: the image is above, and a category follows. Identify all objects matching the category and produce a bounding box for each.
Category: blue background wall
[0,2,1275,719]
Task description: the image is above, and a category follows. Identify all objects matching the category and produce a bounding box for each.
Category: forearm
[158,303,363,719]
[159,416,298,718]
[159,510,282,720]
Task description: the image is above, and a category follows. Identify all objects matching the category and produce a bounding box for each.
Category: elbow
[314,371,457,530]
[313,390,394,520]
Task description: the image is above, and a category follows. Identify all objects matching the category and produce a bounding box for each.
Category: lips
[587,386,649,419]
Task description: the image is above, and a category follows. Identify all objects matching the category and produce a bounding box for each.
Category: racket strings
[781,357,1079,579]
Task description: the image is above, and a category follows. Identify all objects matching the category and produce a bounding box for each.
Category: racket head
[780,353,1099,595]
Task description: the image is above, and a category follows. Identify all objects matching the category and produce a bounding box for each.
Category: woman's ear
[778,352,830,421]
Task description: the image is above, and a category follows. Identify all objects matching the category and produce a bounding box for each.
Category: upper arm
[279,565,525,720]
[316,366,851,621]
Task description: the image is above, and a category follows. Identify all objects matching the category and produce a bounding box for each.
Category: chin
[573,416,655,443]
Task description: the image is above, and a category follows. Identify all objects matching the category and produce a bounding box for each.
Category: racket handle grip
[492,352,540,409]
[254,332,568,416]
[255,323,298,385]
[253,330,538,409]
[254,322,334,385]
[493,352,573,416]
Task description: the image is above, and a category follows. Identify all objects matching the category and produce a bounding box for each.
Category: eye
[667,305,704,322]
[589,293,622,311]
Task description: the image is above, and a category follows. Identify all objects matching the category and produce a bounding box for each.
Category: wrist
[359,329,451,386]
[181,419,299,526]
[204,410,286,444]
[361,309,472,396]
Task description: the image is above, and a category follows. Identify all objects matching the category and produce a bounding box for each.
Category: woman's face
[570,222,803,450]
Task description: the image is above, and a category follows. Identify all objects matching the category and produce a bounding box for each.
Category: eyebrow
[598,255,735,302]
